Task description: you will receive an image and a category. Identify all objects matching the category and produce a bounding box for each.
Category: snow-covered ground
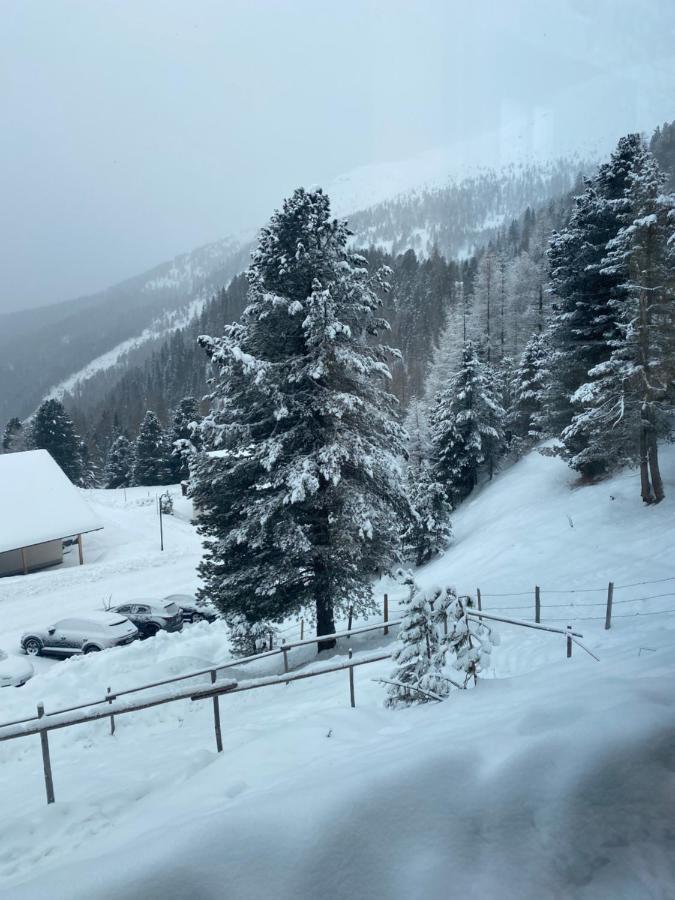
[1,447,674,898]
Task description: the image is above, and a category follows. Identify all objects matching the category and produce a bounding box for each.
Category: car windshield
[163,603,180,615]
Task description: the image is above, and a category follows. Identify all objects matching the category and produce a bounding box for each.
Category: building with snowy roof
[0,449,102,577]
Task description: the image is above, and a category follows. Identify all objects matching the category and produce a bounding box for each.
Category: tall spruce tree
[564,141,675,501]
[132,411,170,486]
[507,333,549,454]
[30,399,83,483]
[104,434,134,488]
[402,398,451,565]
[546,135,644,475]
[168,397,202,482]
[430,341,505,506]
[192,188,410,646]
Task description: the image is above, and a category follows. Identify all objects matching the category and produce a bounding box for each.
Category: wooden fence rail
[0,616,403,732]
[0,594,593,807]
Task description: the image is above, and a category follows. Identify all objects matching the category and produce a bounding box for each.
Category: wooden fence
[0,598,593,807]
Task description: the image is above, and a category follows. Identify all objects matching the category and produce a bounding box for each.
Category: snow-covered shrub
[385,585,448,708]
[437,594,495,687]
[226,614,277,657]
[385,582,496,707]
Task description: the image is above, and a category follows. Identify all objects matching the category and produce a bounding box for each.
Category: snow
[45,296,209,405]
[0,450,101,555]
[1,448,675,897]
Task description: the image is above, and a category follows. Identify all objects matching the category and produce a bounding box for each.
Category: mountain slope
[1,445,674,897]
[0,154,588,428]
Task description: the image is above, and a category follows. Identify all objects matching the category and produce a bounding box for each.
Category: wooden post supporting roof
[77,534,84,566]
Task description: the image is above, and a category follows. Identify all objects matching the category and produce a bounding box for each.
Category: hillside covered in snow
[0,142,593,429]
[1,444,674,898]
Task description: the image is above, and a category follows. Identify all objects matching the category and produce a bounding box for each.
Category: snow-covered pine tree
[436,593,494,688]
[506,333,549,454]
[29,399,83,484]
[2,417,24,453]
[226,613,277,657]
[546,135,644,475]
[564,141,675,501]
[430,341,505,506]
[132,411,171,486]
[401,397,451,564]
[385,585,447,707]
[77,440,98,488]
[168,397,201,482]
[192,188,410,647]
[424,302,466,402]
[405,460,452,566]
[104,434,134,488]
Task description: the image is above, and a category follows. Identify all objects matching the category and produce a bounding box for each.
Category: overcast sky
[1,0,674,313]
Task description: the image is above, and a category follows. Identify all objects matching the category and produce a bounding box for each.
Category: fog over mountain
[1,0,674,313]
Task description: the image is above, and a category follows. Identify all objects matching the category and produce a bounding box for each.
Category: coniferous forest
[2,125,674,644]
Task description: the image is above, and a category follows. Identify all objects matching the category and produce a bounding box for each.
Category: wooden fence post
[566,625,573,659]
[348,649,355,708]
[282,639,289,684]
[605,582,614,630]
[37,704,55,804]
[107,687,115,735]
[77,534,84,566]
[210,670,223,753]
[347,605,353,632]
[476,588,482,623]
[383,594,389,636]
[535,585,541,624]
[268,632,274,651]
[300,619,304,641]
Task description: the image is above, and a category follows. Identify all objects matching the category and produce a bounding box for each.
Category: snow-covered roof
[0,450,102,555]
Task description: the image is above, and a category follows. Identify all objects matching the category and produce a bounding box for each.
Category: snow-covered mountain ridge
[1,148,594,426]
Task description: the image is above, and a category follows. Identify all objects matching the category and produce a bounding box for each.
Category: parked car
[0,648,34,687]
[21,612,139,657]
[165,594,219,624]
[111,600,184,638]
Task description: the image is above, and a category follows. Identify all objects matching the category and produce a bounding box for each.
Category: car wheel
[83,645,101,654]
[24,638,42,657]
[144,625,160,639]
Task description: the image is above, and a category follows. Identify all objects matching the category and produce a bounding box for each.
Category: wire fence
[385,576,675,628]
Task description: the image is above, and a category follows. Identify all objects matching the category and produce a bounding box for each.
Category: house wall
[0,540,64,577]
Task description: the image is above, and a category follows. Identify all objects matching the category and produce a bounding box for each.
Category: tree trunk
[316,591,336,652]
[647,428,665,504]
[639,425,653,504]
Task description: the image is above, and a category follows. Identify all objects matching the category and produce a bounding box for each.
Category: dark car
[165,594,219,624]
[111,600,183,639]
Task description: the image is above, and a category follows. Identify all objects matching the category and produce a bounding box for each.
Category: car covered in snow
[165,594,219,624]
[110,599,184,638]
[0,648,34,687]
[21,612,139,657]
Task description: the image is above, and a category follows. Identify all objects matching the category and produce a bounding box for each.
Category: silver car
[21,612,139,657]
[0,648,34,687]
[111,600,184,638]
